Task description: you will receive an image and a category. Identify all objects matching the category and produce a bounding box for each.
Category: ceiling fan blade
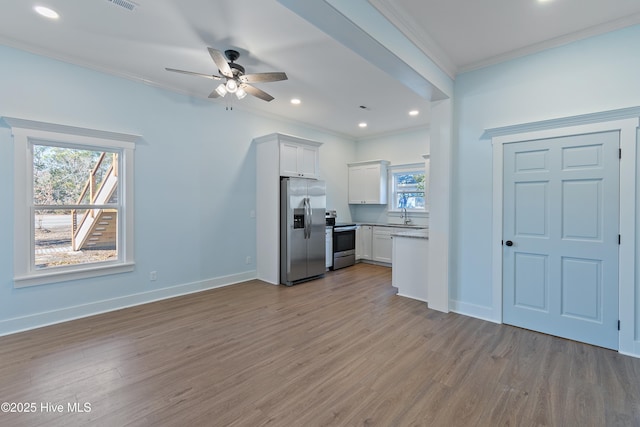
[241,84,274,102]
[208,47,233,78]
[165,68,221,80]
[240,72,288,83]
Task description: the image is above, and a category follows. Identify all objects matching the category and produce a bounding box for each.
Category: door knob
[505,240,514,247]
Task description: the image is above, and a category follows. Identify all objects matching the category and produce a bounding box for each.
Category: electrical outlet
[245,256,251,265]
[149,271,157,281]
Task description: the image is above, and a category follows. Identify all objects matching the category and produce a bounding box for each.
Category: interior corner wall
[451,25,640,327]
[0,44,356,335]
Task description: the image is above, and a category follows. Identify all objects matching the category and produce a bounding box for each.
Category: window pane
[35,209,118,269]
[393,170,426,210]
[396,193,425,209]
[33,145,118,206]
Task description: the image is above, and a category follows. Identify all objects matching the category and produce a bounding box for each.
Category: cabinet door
[280,142,319,178]
[348,163,387,204]
[325,228,333,268]
[372,227,393,263]
[362,164,382,203]
[361,225,372,259]
[372,227,404,263]
[299,145,319,178]
[356,225,372,260]
[280,142,300,177]
[348,166,366,204]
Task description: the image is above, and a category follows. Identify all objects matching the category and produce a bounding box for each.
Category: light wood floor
[1,263,639,426]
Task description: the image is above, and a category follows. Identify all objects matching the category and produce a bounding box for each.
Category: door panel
[562,180,601,240]
[514,253,548,311]
[561,257,601,321]
[515,182,548,237]
[503,131,619,350]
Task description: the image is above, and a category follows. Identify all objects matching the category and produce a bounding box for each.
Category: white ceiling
[1,0,639,139]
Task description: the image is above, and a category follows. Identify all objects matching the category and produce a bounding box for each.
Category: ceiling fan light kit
[166,47,288,104]
[215,84,227,97]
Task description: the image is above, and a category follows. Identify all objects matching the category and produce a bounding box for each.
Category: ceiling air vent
[106,0,138,11]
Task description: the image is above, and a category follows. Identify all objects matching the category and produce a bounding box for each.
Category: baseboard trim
[0,270,257,337]
[449,299,499,324]
[396,293,428,303]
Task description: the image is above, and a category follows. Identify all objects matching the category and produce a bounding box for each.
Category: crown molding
[460,13,640,74]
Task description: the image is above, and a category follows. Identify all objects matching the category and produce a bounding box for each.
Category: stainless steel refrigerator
[280,177,326,286]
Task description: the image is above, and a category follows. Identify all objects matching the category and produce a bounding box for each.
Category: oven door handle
[333,226,358,232]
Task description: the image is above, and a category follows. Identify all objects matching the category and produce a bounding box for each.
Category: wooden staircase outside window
[72,153,118,251]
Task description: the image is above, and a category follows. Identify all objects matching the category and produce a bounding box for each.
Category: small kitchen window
[388,162,429,213]
[2,117,138,287]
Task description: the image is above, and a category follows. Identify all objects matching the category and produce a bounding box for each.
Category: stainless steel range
[325,212,356,270]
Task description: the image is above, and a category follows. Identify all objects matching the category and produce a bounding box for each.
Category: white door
[503,131,619,349]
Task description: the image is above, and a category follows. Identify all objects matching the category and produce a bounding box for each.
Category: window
[3,117,137,287]
[389,162,429,213]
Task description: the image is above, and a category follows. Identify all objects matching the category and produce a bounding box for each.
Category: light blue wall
[0,45,356,334]
[350,127,430,225]
[452,24,640,312]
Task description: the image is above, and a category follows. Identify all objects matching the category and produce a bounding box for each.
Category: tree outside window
[390,164,427,212]
[33,144,119,269]
[394,172,425,209]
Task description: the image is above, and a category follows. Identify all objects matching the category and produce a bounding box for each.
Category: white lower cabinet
[372,227,395,263]
[357,225,424,265]
[370,226,408,264]
[325,227,333,269]
[356,225,372,260]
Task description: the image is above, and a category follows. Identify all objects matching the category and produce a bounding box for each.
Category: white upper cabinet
[279,139,320,179]
[348,160,389,204]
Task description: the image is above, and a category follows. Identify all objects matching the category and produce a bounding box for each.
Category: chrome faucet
[401,207,412,225]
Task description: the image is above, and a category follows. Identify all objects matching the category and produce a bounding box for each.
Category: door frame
[485,108,640,355]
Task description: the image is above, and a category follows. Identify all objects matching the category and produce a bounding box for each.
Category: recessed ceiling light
[409,110,419,116]
[358,122,367,128]
[34,5,59,19]
[291,98,301,105]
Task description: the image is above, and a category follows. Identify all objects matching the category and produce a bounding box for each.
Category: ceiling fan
[165,47,287,102]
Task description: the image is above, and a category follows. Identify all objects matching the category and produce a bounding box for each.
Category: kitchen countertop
[391,229,429,239]
[356,222,427,229]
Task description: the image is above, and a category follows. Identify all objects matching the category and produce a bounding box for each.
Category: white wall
[452,24,640,335]
[350,127,430,225]
[0,45,356,334]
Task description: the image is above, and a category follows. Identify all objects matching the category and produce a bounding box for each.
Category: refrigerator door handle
[303,197,310,239]
[307,197,313,237]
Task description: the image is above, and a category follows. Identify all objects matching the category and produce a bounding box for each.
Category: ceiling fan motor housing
[224,49,245,76]
[229,62,245,76]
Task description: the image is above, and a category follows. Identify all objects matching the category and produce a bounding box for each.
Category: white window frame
[3,117,138,288]
[388,161,429,215]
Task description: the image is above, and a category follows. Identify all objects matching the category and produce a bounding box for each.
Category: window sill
[14,262,135,288]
